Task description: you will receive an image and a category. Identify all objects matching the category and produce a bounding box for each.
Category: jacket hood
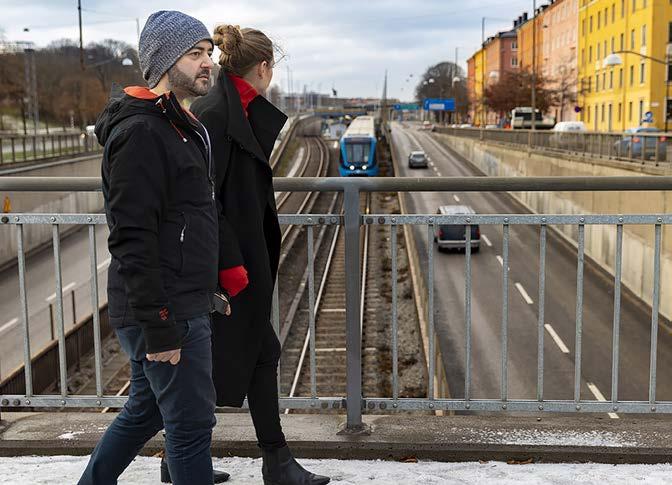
[94,86,168,146]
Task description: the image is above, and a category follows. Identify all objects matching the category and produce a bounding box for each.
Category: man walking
[79,11,222,485]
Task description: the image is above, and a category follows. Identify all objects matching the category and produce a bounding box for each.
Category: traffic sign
[393,103,420,111]
[423,98,455,111]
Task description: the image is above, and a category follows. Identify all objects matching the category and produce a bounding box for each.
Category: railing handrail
[2,175,672,193]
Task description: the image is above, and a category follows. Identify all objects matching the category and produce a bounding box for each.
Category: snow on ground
[1,455,672,484]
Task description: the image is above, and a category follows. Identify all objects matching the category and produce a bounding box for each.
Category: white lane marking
[515,282,534,304]
[544,324,570,354]
[453,195,461,202]
[321,308,346,313]
[482,235,493,247]
[0,317,18,334]
[436,171,442,177]
[429,161,435,167]
[97,257,111,272]
[496,255,503,266]
[45,282,76,303]
[587,382,620,419]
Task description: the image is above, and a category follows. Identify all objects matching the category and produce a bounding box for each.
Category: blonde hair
[213,24,276,76]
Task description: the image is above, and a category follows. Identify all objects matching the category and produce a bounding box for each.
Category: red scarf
[227,74,258,118]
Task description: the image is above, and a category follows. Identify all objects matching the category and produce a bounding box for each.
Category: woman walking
[190,24,330,485]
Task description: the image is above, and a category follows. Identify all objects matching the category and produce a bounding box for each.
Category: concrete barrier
[436,133,672,323]
[0,156,104,269]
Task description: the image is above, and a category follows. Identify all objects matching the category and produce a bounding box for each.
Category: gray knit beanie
[139,10,213,88]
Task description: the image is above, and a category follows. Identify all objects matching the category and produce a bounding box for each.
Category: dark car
[408,150,429,168]
[434,205,481,252]
[613,127,667,161]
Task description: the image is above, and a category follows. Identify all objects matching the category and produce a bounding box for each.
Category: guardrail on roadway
[436,126,671,165]
[0,133,101,165]
[1,176,672,433]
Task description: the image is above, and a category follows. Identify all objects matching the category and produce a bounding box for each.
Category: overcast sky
[2,0,535,100]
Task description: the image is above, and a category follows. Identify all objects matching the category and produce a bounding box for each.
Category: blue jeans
[78,315,217,485]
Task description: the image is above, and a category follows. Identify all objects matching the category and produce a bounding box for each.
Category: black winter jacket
[95,87,218,353]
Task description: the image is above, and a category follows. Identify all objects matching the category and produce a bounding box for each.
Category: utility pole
[78,0,84,71]
[23,49,38,134]
[136,18,141,45]
[481,17,485,135]
[531,0,537,132]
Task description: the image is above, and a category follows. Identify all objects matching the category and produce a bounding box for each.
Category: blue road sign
[643,111,654,123]
[423,98,456,111]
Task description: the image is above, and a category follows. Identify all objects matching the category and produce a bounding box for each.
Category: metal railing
[1,176,672,433]
[437,126,671,165]
[0,133,102,165]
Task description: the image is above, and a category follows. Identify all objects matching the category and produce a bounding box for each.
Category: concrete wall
[437,134,672,322]
[0,156,104,268]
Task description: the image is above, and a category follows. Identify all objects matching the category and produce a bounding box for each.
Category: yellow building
[467,48,486,126]
[579,0,672,132]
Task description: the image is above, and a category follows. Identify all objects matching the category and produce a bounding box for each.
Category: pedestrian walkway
[2,455,671,484]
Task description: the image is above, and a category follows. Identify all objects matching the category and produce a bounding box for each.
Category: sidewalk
[2,454,671,484]
[2,412,672,464]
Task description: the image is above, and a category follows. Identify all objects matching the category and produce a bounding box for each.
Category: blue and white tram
[338,116,379,176]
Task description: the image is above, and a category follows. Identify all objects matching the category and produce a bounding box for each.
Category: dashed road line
[0,317,18,335]
[436,171,442,177]
[515,282,534,304]
[587,382,620,419]
[45,282,77,303]
[453,195,461,202]
[482,235,492,247]
[496,255,503,266]
[544,324,570,354]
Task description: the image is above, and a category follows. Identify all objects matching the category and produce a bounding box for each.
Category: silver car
[434,205,481,252]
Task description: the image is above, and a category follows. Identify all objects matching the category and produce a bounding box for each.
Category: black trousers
[247,321,287,450]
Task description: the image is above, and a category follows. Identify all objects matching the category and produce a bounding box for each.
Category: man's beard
[167,65,210,97]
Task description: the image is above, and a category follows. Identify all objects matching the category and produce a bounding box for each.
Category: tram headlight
[349,165,355,170]
[362,165,368,170]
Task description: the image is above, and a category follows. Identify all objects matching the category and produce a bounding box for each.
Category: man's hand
[146,349,181,365]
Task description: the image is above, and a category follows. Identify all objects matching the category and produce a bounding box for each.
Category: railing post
[340,184,367,434]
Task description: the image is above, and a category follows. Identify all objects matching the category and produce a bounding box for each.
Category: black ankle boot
[160,455,230,483]
[261,445,330,485]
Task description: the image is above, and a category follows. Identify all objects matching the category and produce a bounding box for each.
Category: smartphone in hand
[213,291,231,316]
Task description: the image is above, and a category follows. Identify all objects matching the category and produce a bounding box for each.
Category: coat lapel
[221,73,271,164]
[248,97,288,161]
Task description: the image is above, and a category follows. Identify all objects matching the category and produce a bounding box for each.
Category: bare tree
[554,65,577,122]
[415,62,469,123]
[484,68,557,119]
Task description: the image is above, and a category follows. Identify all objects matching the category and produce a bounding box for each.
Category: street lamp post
[605,50,671,132]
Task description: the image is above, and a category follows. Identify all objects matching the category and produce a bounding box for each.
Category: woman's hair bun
[213,24,243,54]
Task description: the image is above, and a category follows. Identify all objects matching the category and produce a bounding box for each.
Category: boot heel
[160,458,172,483]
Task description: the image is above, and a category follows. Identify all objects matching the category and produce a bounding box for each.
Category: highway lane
[391,121,672,409]
[0,223,110,379]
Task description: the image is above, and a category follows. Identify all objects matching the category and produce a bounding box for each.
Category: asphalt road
[391,121,672,410]
[0,223,110,379]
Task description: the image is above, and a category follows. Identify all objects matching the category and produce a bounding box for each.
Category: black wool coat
[191,73,288,407]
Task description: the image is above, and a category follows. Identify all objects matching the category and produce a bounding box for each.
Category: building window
[619,68,624,87]
[640,62,645,84]
[589,46,593,62]
[587,106,591,123]
[605,7,609,25]
[597,43,601,59]
[612,3,616,23]
[511,40,518,50]
[598,11,601,29]
[668,63,672,81]
[601,104,605,122]
[604,40,607,59]
[582,18,586,36]
[667,98,672,122]
[669,22,672,43]
[603,72,607,90]
[620,33,624,51]
[618,102,622,122]
[621,0,625,17]
[630,65,634,86]
[511,56,518,67]
[642,25,647,47]
[632,0,636,13]
[590,16,593,32]
[631,29,635,49]
[639,100,644,123]
[596,74,600,91]
[628,101,633,121]
[610,70,614,89]
[611,37,615,53]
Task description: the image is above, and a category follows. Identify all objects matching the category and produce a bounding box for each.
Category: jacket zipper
[179,212,187,273]
[167,96,215,200]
